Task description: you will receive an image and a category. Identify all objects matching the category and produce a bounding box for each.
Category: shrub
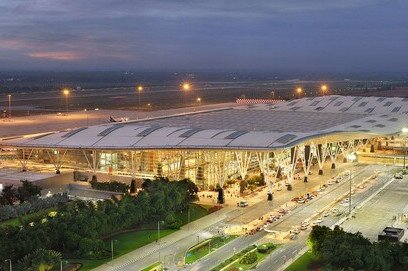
[0,194,68,222]
[240,251,257,264]
[257,243,276,254]
[77,238,105,258]
[17,249,61,271]
[90,180,129,193]
[165,212,182,229]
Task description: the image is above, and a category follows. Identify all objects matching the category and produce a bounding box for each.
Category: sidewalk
[92,206,237,271]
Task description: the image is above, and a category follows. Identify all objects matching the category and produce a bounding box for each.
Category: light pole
[60,260,68,271]
[320,84,328,96]
[110,239,117,261]
[136,85,143,109]
[181,82,191,109]
[7,94,11,119]
[5,259,12,271]
[402,128,408,169]
[347,152,357,214]
[62,89,70,114]
[296,87,302,99]
[157,220,164,262]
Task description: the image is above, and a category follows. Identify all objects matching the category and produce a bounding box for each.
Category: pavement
[92,162,386,271]
[257,165,399,271]
[341,172,408,241]
[0,102,237,137]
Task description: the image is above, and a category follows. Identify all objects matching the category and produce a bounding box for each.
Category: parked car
[323,211,329,217]
[297,198,306,204]
[301,221,310,227]
[394,173,403,179]
[331,208,339,214]
[313,217,323,224]
[300,224,308,230]
[237,201,248,207]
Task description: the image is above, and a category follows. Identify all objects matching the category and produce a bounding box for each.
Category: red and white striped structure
[236,98,284,104]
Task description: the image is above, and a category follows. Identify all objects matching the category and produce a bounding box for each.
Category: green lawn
[176,203,209,225]
[285,250,322,271]
[0,207,57,227]
[227,244,278,271]
[185,235,237,264]
[141,262,163,271]
[211,243,278,271]
[72,203,210,270]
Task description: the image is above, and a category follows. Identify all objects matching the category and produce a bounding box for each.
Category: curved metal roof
[1,95,407,150]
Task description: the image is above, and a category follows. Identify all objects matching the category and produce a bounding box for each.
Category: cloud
[0,0,407,71]
[27,51,84,61]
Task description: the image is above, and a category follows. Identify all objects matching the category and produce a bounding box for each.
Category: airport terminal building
[0,95,407,195]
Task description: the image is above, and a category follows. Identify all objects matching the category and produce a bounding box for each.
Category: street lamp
[196,97,202,111]
[110,239,118,261]
[7,94,11,119]
[62,89,70,114]
[60,260,68,271]
[296,87,302,99]
[5,259,12,271]
[402,128,408,169]
[181,82,191,108]
[346,152,357,214]
[136,85,144,109]
[321,84,328,96]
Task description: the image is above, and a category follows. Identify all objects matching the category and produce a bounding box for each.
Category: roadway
[257,165,398,271]
[94,164,393,271]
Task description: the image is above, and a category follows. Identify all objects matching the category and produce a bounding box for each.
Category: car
[300,224,308,230]
[297,198,306,204]
[313,218,323,224]
[237,201,248,207]
[278,208,287,214]
[327,181,334,185]
[394,173,403,179]
[331,208,339,214]
[323,211,329,217]
[301,221,310,227]
[291,227,300,234]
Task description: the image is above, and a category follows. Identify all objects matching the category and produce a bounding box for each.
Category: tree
[0,185,18,205]
[17,180,42,202]
[17,249,61,271]
[239,180,247,193]
[240,251,257,264]
[130,179,136,194]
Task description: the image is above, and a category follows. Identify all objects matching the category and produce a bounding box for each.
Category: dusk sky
[1,0,408,73]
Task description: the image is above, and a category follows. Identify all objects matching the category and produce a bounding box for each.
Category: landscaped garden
[141,262,163,271]
[185,235,237,264]
[285,225,408,271]
[210,243,278,271]
[285,250,322,271]
[0,177,213,270]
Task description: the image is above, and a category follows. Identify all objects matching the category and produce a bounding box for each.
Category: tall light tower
[346,152,357,214]
[136,85,144,109]
[320,84,328,96]
[62,89,70,114]
[7,94,11,119]
[296,87,303,99]
[181,82,191,109]
[402,127,408,169]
